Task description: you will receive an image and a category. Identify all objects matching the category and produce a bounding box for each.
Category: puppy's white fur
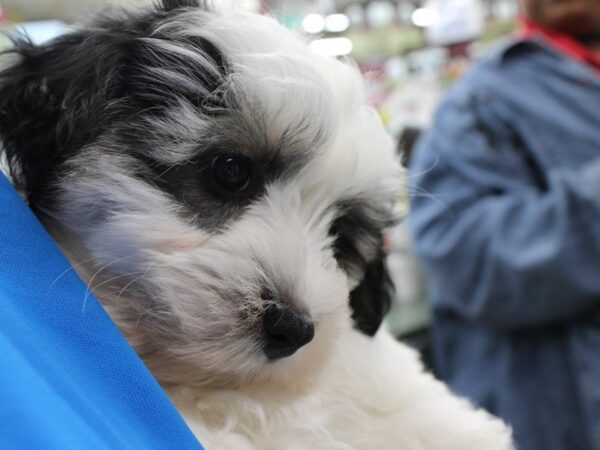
[171,329,513,450]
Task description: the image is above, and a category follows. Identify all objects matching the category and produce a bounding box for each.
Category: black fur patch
[349,250,394,336]
[330,204,396,335]
[0,33,126,204]
[162,0,202,11]
[0,6,228,206]
[133,145,310,231]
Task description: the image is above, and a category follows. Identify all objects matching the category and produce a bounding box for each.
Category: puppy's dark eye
[211,155,253,192]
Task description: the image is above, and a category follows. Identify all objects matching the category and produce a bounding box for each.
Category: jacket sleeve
[408,90,600,329]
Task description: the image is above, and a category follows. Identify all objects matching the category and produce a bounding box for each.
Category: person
[408,1,600,449]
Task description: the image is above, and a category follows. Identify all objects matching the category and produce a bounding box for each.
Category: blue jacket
[0,171,203,449]
[409,36,600,450]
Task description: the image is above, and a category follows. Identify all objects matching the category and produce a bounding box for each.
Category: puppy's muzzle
[262,304,314,360]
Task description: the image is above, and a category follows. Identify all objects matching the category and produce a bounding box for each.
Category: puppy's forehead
[130,9,345,166]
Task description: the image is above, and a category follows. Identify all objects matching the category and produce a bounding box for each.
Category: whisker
[49,254,112,288]
[116,266,154,302]
[85,271,143,304]
[82,255,140,313]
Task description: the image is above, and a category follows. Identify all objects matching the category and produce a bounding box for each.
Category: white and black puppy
[0,1,513,448]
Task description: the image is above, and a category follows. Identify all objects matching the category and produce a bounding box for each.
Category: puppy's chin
[257,310,350,392]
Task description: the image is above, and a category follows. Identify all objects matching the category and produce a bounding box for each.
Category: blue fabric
[0,173,203,450]
[409,36,600,450]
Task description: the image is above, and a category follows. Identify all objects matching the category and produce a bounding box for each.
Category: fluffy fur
[0,1,513,448]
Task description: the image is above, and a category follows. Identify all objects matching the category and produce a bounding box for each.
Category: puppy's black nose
[262,304,314,360]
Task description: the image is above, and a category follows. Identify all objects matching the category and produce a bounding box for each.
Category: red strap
[519,16,600,76]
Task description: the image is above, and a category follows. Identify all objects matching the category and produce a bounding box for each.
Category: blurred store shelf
[0,0,147,22]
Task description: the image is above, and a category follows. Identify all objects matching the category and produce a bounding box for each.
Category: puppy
[0,1,513,448]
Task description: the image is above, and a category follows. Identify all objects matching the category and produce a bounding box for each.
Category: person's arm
[408,92,600,329]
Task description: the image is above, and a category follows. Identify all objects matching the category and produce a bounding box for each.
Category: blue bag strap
[0,173,203,450]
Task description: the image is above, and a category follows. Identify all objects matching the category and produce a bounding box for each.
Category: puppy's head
[0,0,400,388]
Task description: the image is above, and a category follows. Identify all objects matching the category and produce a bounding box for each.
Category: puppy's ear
[349,248,394,336]
[161,0,202,11]
[0,33,123,203]
[330,206,396,336]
